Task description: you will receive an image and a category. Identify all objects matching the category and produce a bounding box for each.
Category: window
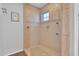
[41,12,49,21]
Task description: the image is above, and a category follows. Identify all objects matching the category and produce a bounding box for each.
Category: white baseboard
[5,49,23,56]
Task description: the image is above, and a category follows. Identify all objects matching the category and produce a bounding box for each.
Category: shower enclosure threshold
[24,45,60,56]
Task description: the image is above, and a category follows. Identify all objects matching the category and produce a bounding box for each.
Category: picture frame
[11,12,19,22]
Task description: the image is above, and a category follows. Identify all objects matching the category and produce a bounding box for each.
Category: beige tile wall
[23,4,40,49]
[40,3,70,55]
[40,20,61,53]
[40,4,62,54]
[61,4,70,56]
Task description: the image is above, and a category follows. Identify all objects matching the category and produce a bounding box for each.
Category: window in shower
[41,11,49,22]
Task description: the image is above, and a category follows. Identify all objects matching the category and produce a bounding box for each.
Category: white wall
[69,4,74,56]
[73,3,79,56]
[0,3,23,55]
[69,3,79,56]
[0,4,4,56]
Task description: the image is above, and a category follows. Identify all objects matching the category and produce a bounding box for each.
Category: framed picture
[11,12,19,22]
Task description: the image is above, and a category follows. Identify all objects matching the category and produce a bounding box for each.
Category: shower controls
[27,26,29,29]
[56,33,59,35]
[56,22,59,24]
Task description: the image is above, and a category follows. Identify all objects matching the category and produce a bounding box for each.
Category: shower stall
[23,3,70,56]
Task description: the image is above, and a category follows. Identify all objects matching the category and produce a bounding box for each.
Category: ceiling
[29,3,47,8]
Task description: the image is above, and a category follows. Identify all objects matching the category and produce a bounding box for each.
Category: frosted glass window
[42,12,49,21]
